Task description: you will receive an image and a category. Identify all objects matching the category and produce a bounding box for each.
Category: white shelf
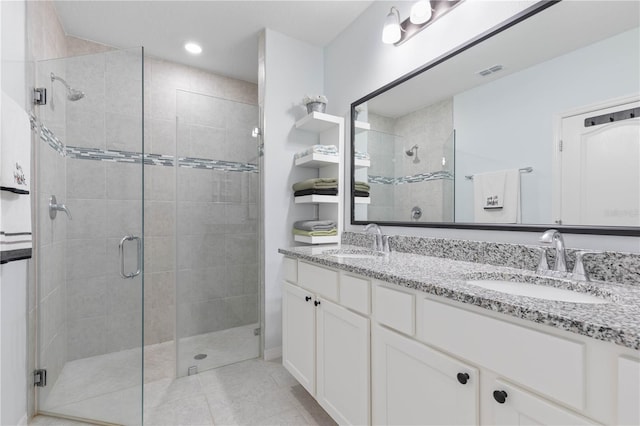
[354,158,370,169]
[294,235,340,244]
[295,153,340,168]
[296,111,343,133]
[355,197,371,204]
[294,195,339,204]
[354,120,370,134]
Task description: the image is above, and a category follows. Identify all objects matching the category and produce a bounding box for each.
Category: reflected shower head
[405,144,418,156]
[50,72,85,101]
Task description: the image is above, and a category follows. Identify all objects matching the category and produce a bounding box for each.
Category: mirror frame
[350,0,640,236]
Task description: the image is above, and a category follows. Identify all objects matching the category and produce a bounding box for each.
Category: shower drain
[194,353,207,360]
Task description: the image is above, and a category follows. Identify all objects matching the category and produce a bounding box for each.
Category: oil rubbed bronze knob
[457,372,470,385]
[305,296,311,302]
[493,390,508,404]
[314,300,321,307]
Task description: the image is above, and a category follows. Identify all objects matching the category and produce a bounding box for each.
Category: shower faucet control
[49,195,72,220]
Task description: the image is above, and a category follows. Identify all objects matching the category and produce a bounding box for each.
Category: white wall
[262,29,324,355]
[0,0,29,424]
[454,27,640,224]
[325,0,639,253]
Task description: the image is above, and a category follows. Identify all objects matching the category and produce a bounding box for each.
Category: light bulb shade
[410,0,432,25]
[382,9,401,44]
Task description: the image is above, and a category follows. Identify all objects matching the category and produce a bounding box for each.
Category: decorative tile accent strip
[36,121,257,173]
[179,156,258,173]
[368,170,453,185]
[341,231,640,286]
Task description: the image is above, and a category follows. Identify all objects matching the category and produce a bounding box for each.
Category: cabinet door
[618,357,640,425]
[316,298,370,425]
[282,282,316,395]
[372,324,478,425]
[490,379,599,425]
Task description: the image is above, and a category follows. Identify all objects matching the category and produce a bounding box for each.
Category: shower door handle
[119,235,142,279]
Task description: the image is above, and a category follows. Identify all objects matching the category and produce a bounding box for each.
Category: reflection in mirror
[351,1,640,233]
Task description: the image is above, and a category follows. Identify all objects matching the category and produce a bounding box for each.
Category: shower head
[50,72,85,101]
[405,144,418,156]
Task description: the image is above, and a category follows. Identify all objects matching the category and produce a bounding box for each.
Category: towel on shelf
[294,188,338,197]
[473,169,520,223]
[354,150,370,161]
[294,145,338,160]
[354,190,370,198]
[292,177,338,191]
[293,228,338,237]
[354,181,370,192]
[293,220,337,231]
[1,92,33,260]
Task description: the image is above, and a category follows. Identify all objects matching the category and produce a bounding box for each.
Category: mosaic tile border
[369,170,453,185]
[36,121,257,173]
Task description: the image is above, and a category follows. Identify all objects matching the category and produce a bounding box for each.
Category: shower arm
[50,73,72,90]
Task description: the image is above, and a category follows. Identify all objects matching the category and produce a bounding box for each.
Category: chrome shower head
[50,72,85,101]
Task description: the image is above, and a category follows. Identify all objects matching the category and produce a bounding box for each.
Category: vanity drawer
[340,273,370,315]
[419,298,585,410]
[283,257,297,283]
[374,284,415,335]
[298,261,338,301]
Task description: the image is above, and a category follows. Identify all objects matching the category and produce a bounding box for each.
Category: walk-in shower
[33,48,262,425]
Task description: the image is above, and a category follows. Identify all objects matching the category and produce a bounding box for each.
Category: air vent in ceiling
[477,64,504,77]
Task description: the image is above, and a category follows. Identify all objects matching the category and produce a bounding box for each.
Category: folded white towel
[473,169,520,223]
[294,144,338,159]
[1,91,33,256]
[1,92,30,193]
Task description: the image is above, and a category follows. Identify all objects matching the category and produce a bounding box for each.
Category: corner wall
[324,0,639,253]
[262,28,324,356]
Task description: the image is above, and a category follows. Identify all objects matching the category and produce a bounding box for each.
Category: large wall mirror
[351,0,640,235]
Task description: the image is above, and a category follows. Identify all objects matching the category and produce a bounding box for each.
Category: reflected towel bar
[465,167,533,180]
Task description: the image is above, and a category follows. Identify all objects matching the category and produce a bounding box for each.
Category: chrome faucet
[364,223,390,253]
[539,229,567,273]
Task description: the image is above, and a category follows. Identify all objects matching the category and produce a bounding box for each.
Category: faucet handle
[535,247,549,274]
[572,251,594,281]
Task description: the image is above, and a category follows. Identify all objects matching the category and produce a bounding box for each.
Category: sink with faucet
[323,248,387,259]
[464,278,609,304]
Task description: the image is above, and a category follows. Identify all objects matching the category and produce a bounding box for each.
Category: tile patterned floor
[34,353,336,425]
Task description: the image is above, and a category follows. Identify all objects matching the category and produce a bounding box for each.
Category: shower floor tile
[35,325,334,426]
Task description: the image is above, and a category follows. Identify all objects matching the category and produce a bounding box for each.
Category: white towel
[1,91,33,255]
[473,169,520,223]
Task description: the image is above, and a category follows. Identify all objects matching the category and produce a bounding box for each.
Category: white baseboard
[263,346,282,361]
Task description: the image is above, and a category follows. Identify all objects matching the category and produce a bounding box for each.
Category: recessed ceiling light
[184,42,202,55]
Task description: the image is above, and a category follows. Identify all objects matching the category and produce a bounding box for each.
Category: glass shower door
[175,89,261,377]
[35,47,144,425]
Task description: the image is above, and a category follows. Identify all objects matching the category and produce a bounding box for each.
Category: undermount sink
[324,249,386,259]
[466,279,608,304]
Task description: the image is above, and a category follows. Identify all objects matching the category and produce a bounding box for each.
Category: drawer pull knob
[314,300,321,306]
[456,372,470,385]
[305,296,311,302]
[493,390,508,404]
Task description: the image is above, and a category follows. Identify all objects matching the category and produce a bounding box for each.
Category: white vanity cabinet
[372,324,479,425]
[488,379,599,425]
[282,260,370,425]
[281,256,640,426]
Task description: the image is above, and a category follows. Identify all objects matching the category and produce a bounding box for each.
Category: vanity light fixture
[383,0,464,46]
[184,42,202,55]
[382,7,402,44]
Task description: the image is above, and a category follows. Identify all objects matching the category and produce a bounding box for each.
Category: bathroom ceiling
[53,0,374,83]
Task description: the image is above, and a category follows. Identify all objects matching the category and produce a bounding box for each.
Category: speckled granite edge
[342,232,640,286]
[279,245,640,350]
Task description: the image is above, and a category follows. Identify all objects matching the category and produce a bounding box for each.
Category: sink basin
[466,280,608,304]
[324,249,386,259]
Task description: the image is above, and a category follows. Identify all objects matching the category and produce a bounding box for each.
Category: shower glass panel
[35,48,144,425]
[175,89,260,377]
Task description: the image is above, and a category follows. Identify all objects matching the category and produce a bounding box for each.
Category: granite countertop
[279,245,640,350]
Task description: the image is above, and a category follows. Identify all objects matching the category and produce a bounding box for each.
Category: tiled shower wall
[367,99,454,222]
[58,37,259,359]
